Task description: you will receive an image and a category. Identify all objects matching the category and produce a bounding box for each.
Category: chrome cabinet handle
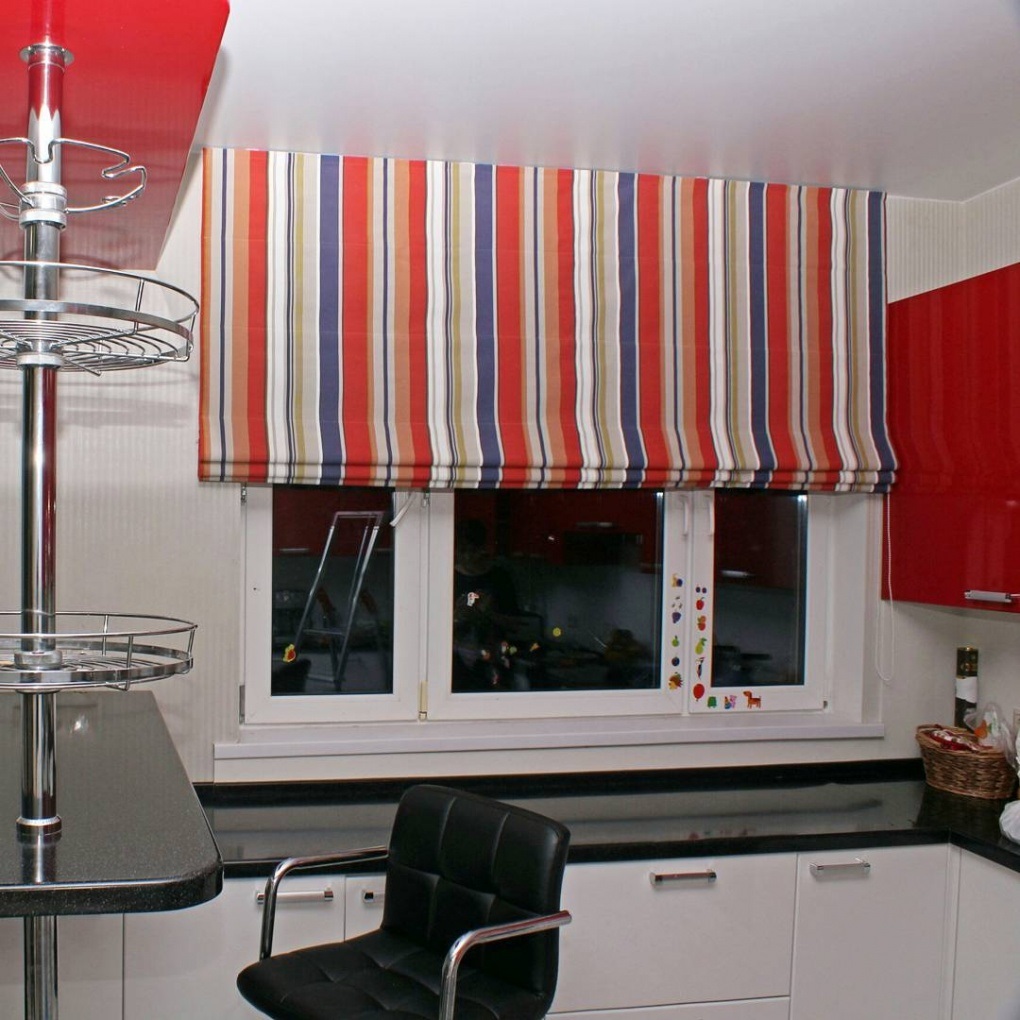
[964,590,1019,604]
[255,887,334,905]
[649,870,717,886]
[362,889,384,904]
[809,858,871,877]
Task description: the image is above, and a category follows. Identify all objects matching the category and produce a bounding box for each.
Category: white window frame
[240,486,425,724]
[241,486,872,730]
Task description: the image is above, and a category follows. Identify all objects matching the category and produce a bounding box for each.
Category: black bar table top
[0,691,221,917]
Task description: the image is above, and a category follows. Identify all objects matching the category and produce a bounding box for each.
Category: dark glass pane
[452,490,662,693]
[271,487,393,696]
[711,490,807,688]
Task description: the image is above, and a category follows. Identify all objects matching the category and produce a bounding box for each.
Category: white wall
[0,160,242,780]
[1,165,1017,782]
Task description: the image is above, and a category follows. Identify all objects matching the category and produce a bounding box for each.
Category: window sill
[218,712,884,762]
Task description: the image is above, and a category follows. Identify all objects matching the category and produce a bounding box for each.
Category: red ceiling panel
[0,0,228,268]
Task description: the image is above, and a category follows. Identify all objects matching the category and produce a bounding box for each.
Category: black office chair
[238,784,572,1020]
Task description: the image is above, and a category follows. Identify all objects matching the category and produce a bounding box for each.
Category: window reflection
[711,490,807,688]
[452,491,662,694]
[271,487,394,697]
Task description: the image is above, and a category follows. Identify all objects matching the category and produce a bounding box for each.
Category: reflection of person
[453,519,519,691]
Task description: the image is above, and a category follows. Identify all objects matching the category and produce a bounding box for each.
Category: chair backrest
[381,784,570,1002]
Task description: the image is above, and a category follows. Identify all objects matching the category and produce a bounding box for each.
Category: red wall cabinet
[884,261,1020,612]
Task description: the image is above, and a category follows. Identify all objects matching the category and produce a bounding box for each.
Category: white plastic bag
[1000,801,1020,844]
[964,702,1017,767]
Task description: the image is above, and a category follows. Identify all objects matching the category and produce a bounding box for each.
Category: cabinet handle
[255,887,334,905]
[649,870,717,886]
[809,858,871,877]
[964,590,1019,604]
[361,890,384,904]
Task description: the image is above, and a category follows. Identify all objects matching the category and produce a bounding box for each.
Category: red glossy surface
[884,262,1020,611]
[0,0,228,269]
[273,488,394,558]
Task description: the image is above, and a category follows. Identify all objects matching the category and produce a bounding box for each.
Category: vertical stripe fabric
[200,148,895,491]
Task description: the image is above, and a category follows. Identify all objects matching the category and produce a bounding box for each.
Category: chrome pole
[21,834,57,1020]
[17,42,70,1020]
[18,41,67,839]
[23,917,57,1020]
[19,366,59,837]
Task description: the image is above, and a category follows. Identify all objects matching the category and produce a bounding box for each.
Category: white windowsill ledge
[217,713,884,761]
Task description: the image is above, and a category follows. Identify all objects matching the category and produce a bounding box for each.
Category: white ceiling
[195,0,1020,202]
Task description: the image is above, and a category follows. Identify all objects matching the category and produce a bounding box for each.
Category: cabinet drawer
[345,873,386,939]
[124,875,345,1019]
[953,851,1020,1018]
[790,845,949,1020]
[552,854,796,1011]
[553,999,789,1019]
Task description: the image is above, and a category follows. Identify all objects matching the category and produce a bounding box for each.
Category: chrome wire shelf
[0,134,147,220]
[0,260,196,372]
[0,612,196,692]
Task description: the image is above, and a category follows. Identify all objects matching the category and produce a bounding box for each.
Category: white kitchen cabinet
[345,871,387,938]
[0,915,123,1020]
[123,874,345,1020]
[952,849,1020,1019]
[113,841,1012,1019]
[550,853,797,1013]
[790,845,951,1020]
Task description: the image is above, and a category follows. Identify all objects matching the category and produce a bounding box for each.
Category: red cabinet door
[884,262,1020,612]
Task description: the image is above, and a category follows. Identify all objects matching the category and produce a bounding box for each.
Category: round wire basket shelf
[0,612,196,691]
[0,260,196,373]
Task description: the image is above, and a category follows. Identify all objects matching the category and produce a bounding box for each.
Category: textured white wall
[964,177,1020,277]
[0,159,242,780]
[887,175,1020,299]
[1,170,1017,781]
[886,195,966,300]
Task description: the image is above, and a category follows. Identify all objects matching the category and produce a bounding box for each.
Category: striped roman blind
[199,148,895,491]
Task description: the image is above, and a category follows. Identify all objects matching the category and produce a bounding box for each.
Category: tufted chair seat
[237,785,572,1020]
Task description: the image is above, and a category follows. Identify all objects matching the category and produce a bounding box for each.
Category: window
[270,487,395,697]
[689,489,816,713]
[243,487,425,724]
[448,490,662,695]
[242,485,870,729]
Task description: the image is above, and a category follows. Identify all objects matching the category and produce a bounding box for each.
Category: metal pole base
[16,818,61,840]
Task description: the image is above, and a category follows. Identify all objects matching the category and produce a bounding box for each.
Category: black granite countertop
[0,691,222,917]
[198,760,1020,879]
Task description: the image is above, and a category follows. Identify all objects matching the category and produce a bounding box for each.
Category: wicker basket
[916,724,1017,800]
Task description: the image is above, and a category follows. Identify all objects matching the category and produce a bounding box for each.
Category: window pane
[271,487,393,696]
[711,490,807,687]
[452,491,662,693]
